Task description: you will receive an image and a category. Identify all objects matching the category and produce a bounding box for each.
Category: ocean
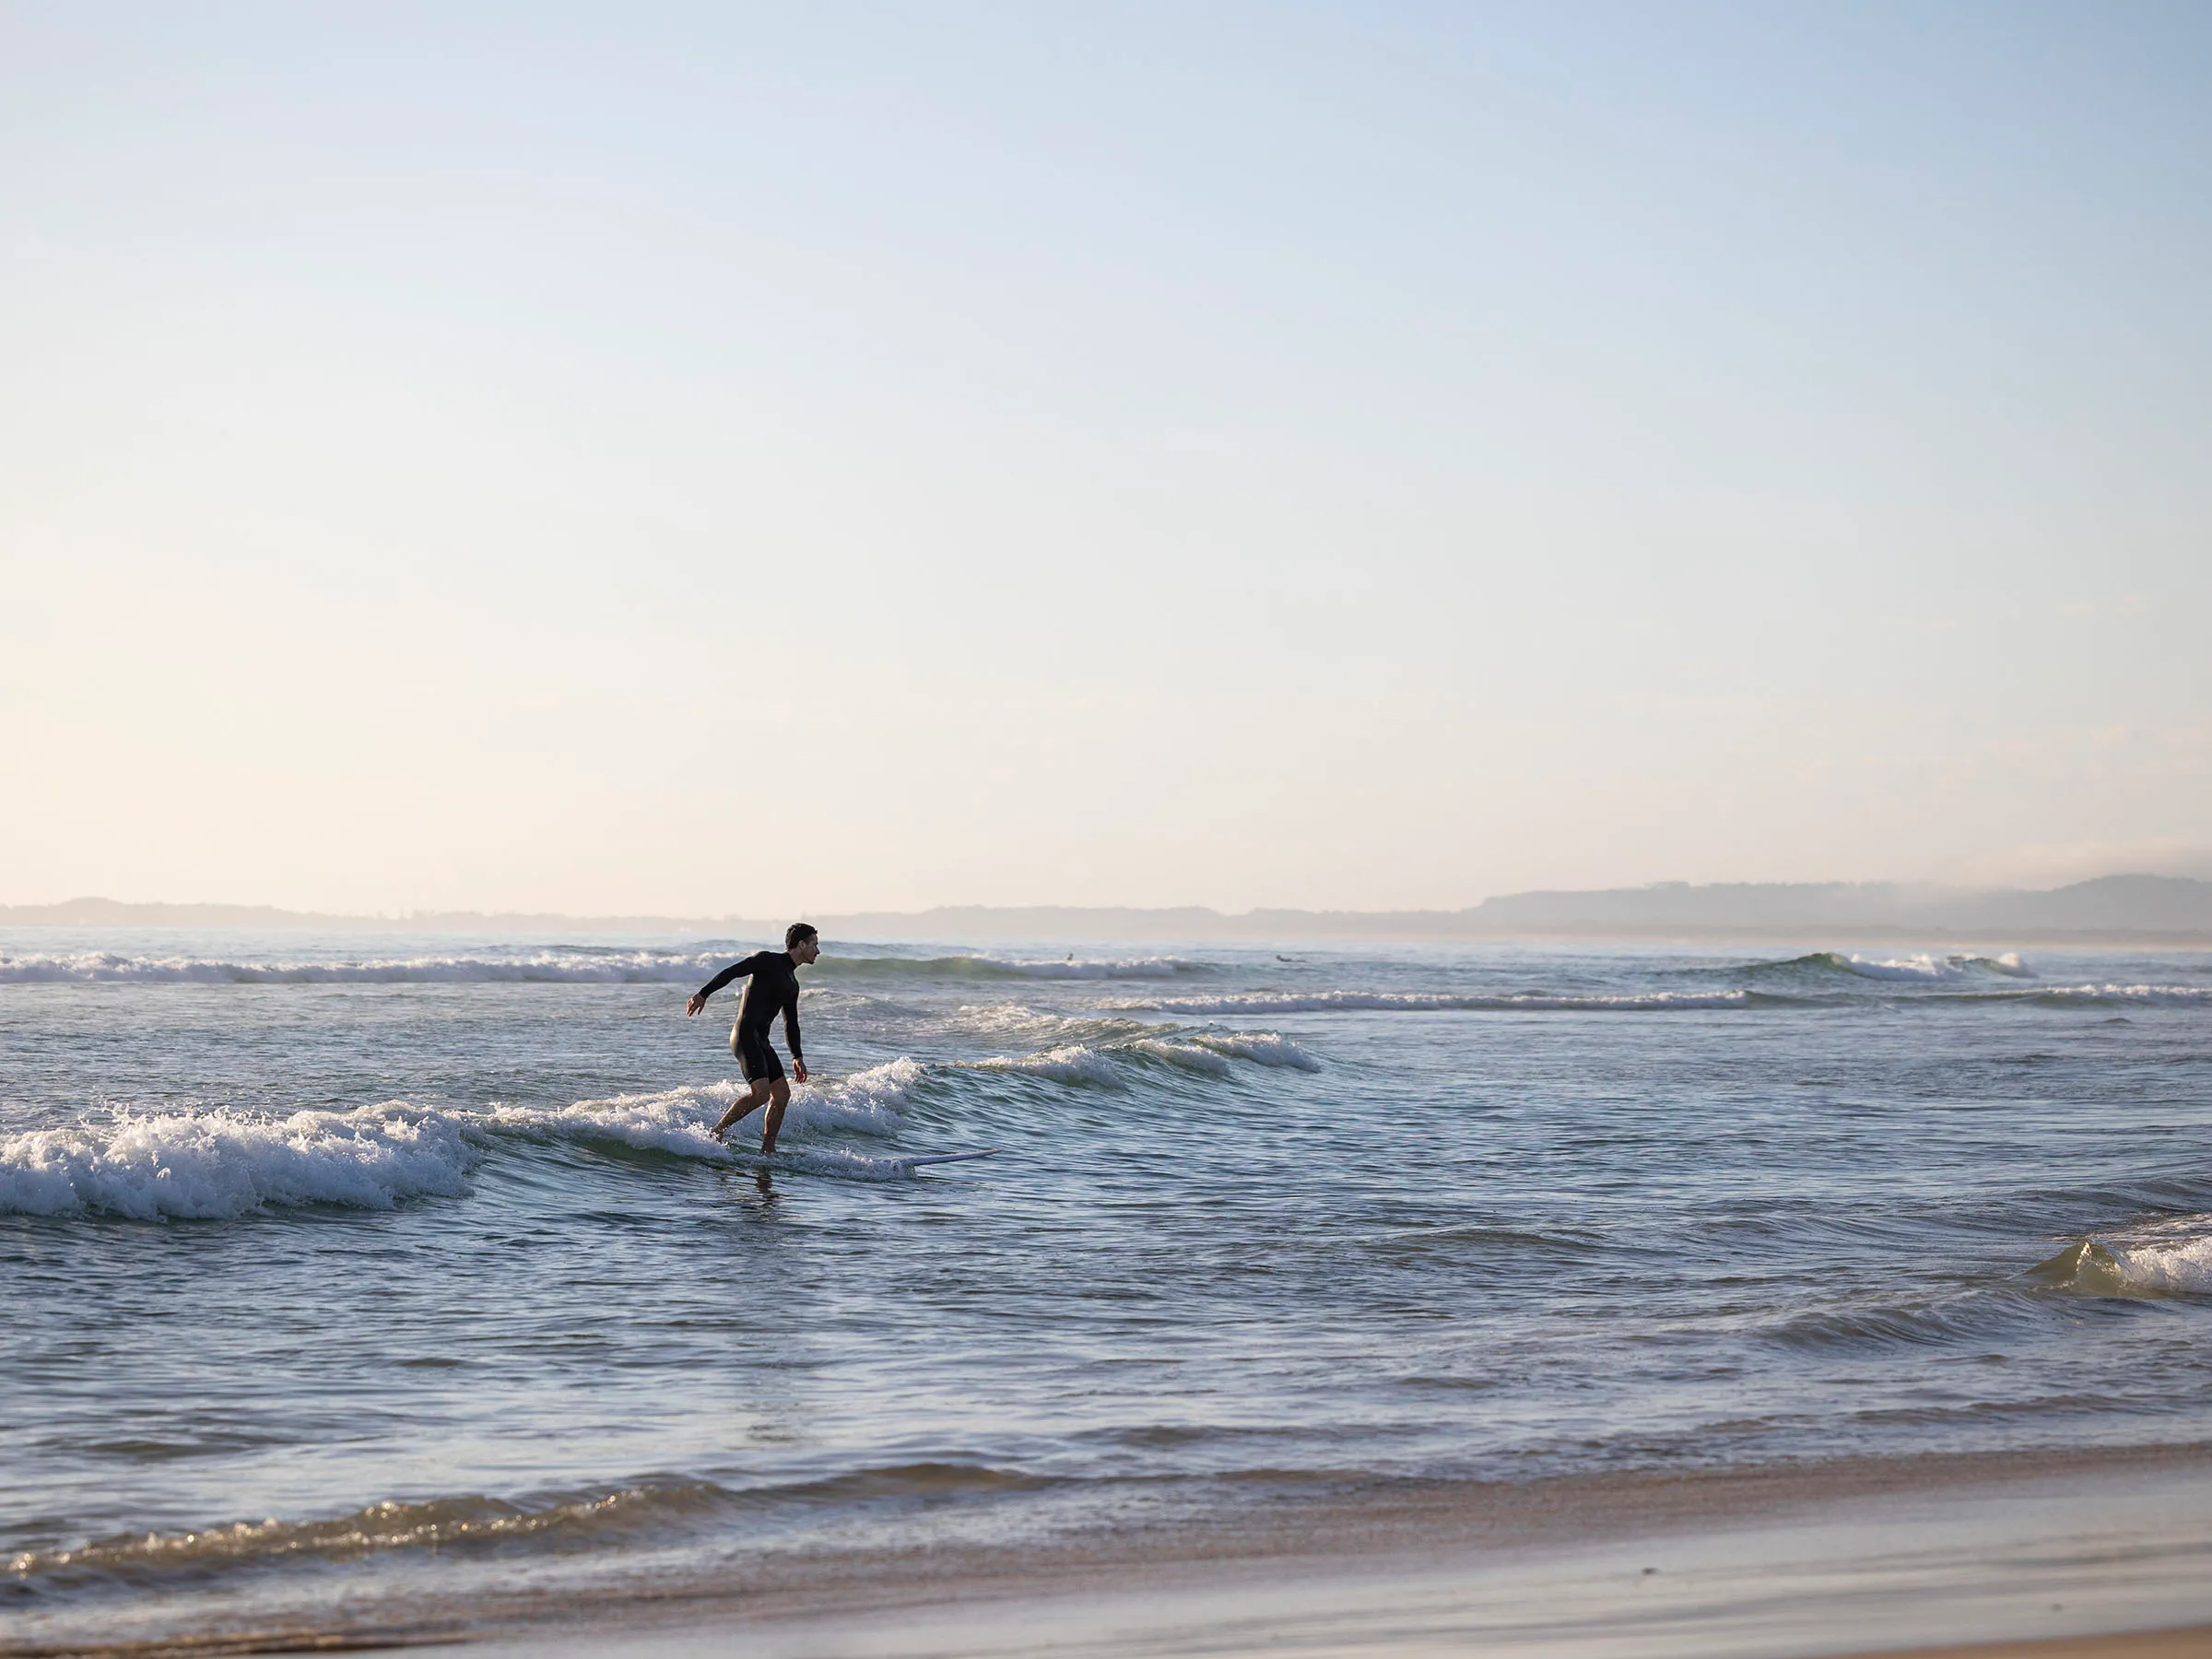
[4,930,2210,1652]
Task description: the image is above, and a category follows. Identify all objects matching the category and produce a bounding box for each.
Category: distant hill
[5,877,2211,942]
[1465,874,2212,936]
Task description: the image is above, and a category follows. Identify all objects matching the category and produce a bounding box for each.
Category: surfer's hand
[794,1060,808,1085]
[686,993,707,1018]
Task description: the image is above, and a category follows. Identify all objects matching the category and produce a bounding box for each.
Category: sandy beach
[55,1441,2165,1659]
[1870,1631,2211,1659]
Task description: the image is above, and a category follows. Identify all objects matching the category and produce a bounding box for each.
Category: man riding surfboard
[686,923,819,1153]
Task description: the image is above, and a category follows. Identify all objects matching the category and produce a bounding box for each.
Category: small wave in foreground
[2032,1215,2212,1298]
[7,1464,1048,1596]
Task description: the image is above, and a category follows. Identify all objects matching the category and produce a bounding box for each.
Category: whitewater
[4,928,2210,1652]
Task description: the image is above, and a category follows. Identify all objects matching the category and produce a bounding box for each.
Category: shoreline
[17,1441,2211,1659]
[1870,1631,2212,1659]
[459,1440,2212,1659]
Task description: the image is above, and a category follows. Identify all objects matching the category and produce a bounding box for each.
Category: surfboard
[723,1147,1001,1175]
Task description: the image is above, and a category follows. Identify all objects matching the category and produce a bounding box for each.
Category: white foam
[484,1087,735,1158]
[0,1057,946,1219]
[948,1003,1058,1036]
[2034,984,2212,1006]
[2102,1235,2212,1295]
[965,1045,1125,1087]
[1131,1040,1235,1076]
[1116,990,1752,1015]
[492,1060,926,1150]
[953,956,1196,981]
[787,1059,926,1134]
[1187,1031,1323,1070]
[0,1103,478,1219]
[2052,1216,2212,1297]
[1833,952,2033,982]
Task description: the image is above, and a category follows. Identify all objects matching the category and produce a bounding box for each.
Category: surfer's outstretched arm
[686,958,754,1017]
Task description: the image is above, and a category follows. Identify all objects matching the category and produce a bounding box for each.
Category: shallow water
[3,931,2209,1646]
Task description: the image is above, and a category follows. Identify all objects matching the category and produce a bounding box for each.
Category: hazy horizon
[6,4,2207,916]
[9,867,2211,936]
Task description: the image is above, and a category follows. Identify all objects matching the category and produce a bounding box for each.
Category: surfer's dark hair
[786,923,819,949]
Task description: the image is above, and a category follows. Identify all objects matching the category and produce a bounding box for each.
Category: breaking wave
[491,1061,928,1149]
[1113,990,1758,1015]
[1178,1030,1322,1069]
[0,1030,1310,1218]
[0,1062,938,1218]
[967,1044,1125,1086]
[2023,984,2212,1008]
[959,1030,1321,1087]
[2032,1215,2212,1298]
[810,954,1203,982]
[1116,971,2209,1017]
[0,1103,480,1220]
[1752,950,2035,982]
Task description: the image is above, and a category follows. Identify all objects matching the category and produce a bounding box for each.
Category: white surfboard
[724,1147,1001,1175]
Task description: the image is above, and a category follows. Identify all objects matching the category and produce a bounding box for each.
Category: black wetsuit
[695,951,805,1083]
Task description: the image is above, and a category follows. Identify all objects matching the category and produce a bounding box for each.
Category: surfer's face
[793,937,821,965]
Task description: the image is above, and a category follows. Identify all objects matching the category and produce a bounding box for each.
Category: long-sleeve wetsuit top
[696,951,804,1063]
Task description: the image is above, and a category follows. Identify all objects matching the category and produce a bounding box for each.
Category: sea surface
[4,930,2210,1649]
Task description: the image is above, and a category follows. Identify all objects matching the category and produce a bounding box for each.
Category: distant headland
[5,875,2210,944]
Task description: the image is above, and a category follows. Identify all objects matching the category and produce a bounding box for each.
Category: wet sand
[180,1442,2210,1659]
[1863,1630,2212,1659]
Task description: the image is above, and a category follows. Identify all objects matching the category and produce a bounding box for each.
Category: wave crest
[0,1060,947,1218]
[1757,950,2035,982]
[2026,983,2212,1007]
[2032,1216,2212,1298]
[7,1463,1048,1597]
[1114,990,1756,1015]
[0,1027,1323,1218]
[811,954,1202,982]
[0,1103,478,1220]
[7,1481,730,1590]
[960,1030,1322,1087]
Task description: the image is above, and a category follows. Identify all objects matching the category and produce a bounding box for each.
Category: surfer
[686,924,819,1154]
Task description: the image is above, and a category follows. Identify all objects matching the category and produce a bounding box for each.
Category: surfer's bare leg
[759,1079,793,1156]
[712,1081,770,1141]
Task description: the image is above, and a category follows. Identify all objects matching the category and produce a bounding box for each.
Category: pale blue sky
[3,3,2206,913]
